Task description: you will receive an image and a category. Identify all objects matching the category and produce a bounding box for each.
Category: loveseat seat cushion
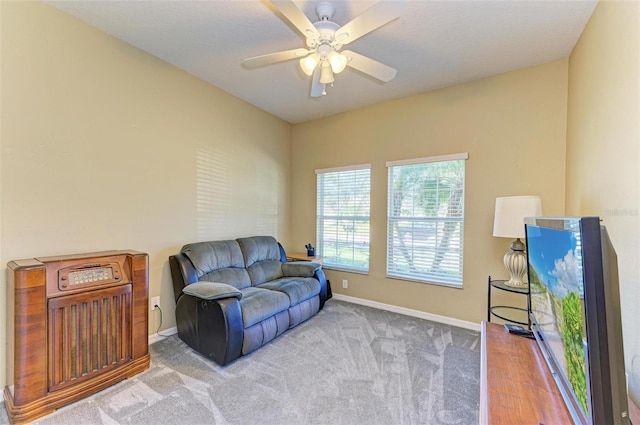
[257,277,321,306]
[288,297,320,329]
[239,287,290,329]
[242,310,289,355]
[236,236,284,285]
[182,240,251,290]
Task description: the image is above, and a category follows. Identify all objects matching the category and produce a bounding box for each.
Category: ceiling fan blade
[334,1,405,45]
[342,50,397,83]
[271,0,320,41]
[243,48,311,69]
[310,67,324,98]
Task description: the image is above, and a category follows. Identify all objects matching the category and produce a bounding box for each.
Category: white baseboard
[331,294,481,332]
[149,326,178,344]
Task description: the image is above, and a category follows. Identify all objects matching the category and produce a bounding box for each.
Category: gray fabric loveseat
[169,236,330,365]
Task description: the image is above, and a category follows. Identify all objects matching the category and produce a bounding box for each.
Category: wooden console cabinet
[481,321,640,424]
[4,250,150,424]
[480,321,572,424]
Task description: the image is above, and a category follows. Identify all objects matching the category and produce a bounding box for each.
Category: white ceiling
[45,0,597,124]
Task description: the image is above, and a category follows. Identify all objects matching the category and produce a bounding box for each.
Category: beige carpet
[0,300,480,425]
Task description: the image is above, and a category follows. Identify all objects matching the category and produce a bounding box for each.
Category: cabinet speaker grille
[47,284,133,392]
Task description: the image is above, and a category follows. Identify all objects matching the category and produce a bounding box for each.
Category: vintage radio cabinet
[4,250,150,424]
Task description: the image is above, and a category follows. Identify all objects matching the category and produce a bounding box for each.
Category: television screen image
[527,225,589,417]
[526,217,629,425]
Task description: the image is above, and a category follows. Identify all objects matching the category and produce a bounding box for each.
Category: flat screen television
[525,216,629,425]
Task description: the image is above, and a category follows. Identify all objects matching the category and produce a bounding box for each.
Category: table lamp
[492,196,542,288]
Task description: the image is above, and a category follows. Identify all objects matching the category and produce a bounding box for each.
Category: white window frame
[316,164,371,273]
[386,153,468,287]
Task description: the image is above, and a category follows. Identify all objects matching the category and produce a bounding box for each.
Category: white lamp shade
[493,196,542,238]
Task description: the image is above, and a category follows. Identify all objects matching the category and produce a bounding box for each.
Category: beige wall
[566,0,640,409]
[291,60,568,323]
[4,0,636,411]
[0,2,292,389]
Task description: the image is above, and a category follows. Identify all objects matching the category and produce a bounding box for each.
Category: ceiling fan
[243,0,405,97]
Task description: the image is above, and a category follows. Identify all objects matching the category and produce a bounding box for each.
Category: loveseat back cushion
[257,277,320,306]
[200,268,251,290]
[236,236,284,285]
[181,240,251,290]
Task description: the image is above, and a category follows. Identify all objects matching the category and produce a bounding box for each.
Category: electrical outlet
[151,296,160,311]
[342,279,348,289]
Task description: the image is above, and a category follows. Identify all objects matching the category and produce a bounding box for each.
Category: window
[386,153,468,286]
[316,165,371,272]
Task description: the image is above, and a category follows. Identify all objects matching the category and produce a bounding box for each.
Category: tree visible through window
[316,165,370,272]
[386,154,467,286]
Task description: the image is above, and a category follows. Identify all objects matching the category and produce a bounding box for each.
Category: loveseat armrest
[282,262,330,309]
[183,281,242,300]
[175,293,243,366]
[314,267,330,310]
[170,253,199,303]
[282,261,321,277]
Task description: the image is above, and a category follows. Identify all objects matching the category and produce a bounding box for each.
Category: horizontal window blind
[317,166,370,272]
[387,156,466,286]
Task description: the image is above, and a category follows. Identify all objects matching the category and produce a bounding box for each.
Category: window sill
[386,274,464,289]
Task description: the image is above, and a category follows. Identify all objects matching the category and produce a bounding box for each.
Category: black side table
[487,276,530,328]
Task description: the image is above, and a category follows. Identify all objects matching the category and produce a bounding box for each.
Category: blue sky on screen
[527,226,582,298]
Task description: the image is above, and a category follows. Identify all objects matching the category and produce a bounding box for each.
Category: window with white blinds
[386,154,467,286]
[316,165,371,272]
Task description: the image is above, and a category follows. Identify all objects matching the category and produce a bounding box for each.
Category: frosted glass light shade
[319,63,334,84]
[328,52,347,73]
[299,54,319,76]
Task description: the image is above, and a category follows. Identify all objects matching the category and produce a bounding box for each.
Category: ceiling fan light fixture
[299,53,319,76]
[328,51,347,74]
[319,62,335,84]
[243,1,403,98]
